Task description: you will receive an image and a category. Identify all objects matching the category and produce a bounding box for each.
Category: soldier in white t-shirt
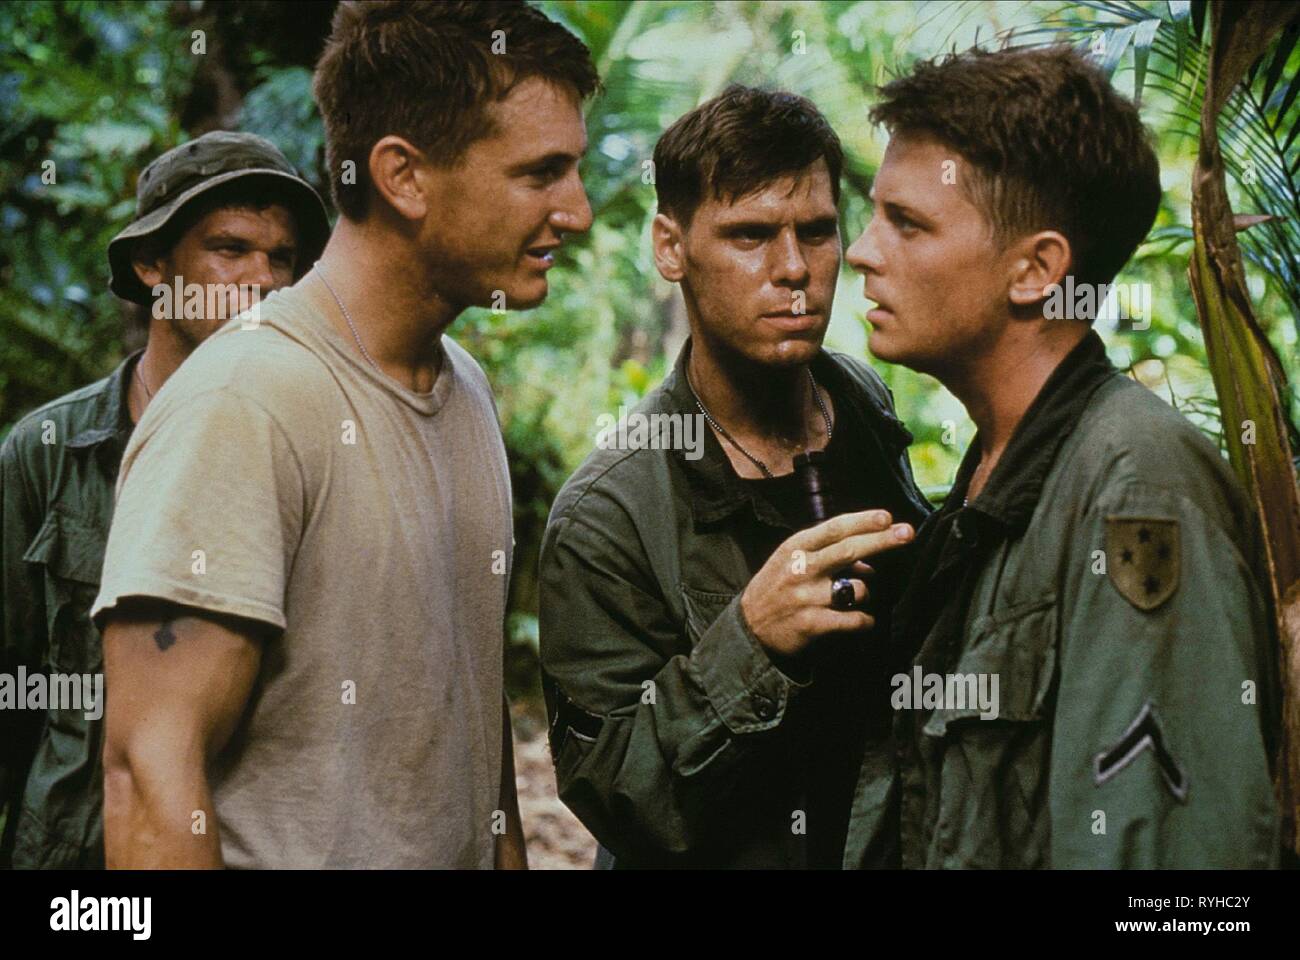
[92,0,598,869]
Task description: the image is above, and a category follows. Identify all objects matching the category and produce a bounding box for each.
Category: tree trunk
[1188,0,1300,853]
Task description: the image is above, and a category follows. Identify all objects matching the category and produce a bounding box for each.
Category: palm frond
[1009,1,1300,345]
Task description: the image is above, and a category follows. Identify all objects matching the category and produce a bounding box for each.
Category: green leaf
[1097,23,1138,78]
[1169,0,1190,79]
[1133,19,1162,105]
[1258,21,1300,109]
[238,68,323,183]
[61,120,154,158]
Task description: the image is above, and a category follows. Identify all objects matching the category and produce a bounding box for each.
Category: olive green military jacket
[877,332,1280,870]
[0,354,137,868]
[539,343,931,868]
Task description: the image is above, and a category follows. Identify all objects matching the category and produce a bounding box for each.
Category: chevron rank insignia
[1105,516,1179,612]
[1093,700,1188,802]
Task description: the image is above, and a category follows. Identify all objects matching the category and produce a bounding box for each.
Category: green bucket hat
[107,131,332,305]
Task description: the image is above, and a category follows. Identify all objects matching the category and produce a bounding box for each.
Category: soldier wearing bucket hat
[107,130,329,305]
[0,131,327,868]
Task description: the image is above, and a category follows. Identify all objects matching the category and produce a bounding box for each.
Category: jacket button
[753,695,776,720]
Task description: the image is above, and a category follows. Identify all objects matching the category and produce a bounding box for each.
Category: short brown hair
[654,84,844,227]
[313,0,599,220]
[870,45,1160,290]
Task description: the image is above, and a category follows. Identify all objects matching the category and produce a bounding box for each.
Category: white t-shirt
[93,284,513,868]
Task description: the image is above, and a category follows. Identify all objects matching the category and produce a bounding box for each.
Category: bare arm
[101,600,268,869]
[495,697,527,870]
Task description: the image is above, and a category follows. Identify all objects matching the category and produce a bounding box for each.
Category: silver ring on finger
[830,576,857,611]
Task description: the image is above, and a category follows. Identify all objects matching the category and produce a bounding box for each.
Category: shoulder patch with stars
[1105,516,1179,611]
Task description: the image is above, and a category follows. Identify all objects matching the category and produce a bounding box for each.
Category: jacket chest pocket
[680,586,738,646]
[22,511,107,674]
[921,593,1058,868]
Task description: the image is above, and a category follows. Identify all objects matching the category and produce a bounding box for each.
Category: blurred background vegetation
[2,1,1296,704]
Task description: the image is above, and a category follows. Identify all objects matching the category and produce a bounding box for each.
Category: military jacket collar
[947,331,1116,537]
[64,351,140,457]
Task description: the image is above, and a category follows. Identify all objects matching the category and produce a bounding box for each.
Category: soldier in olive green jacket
[540,87,931,869]
[0,132,326,867]
[540,345,930,868]
[882,332,1278,868]
[842,45,1280,868]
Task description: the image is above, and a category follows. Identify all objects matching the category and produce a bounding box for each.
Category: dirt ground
[511,710,598,870]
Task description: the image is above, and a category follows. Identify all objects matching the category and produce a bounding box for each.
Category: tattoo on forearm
[153,621,178,652]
